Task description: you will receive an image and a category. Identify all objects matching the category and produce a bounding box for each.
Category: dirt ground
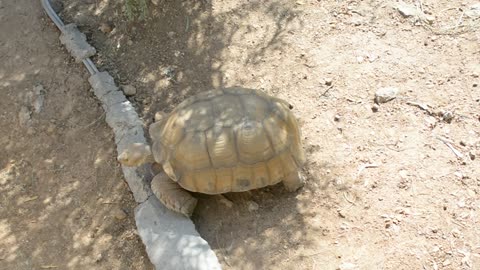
[2,0,479,269]
[0,1,153,269]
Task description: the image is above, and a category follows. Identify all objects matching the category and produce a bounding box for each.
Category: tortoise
[118,87,306,216]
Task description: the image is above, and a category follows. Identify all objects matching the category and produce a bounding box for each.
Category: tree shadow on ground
[56,0,337,269]
[0,1,153,269]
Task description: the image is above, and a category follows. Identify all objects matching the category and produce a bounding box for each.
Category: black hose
[40,0,98,75]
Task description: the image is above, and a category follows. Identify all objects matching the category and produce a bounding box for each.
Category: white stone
[135,197,221,270]
[375,87,398,103]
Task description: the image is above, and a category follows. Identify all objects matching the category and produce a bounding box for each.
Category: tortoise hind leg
[151,173,198,217]
[282,170,305,192]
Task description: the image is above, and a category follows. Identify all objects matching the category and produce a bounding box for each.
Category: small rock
[99,23,113,34]
[167,31,176,38]
[423,15,435,24]
[375,87,398,104]
[397,2,418,17]
[113,207,127,220]
[162,67,176,79]
[465,3,480,18]
[122,85,136,96]
[442,111,454,123]
[324,78,333,86]
[371,104,379,112]
[46,123,56,134]
[451,228,461,238]
[247,201,259,212]
[95,253,103,262]
[127,39,133,46]
[33,85,45,113]
[338,262,357,270]
[334,114,341,122]
[151,0,160,6]
[460,140,467,147]
[337,208,346,218]
[396,2,434,23]
[469,151,476,160]
[19,106,31,126]
[218,195,233,208]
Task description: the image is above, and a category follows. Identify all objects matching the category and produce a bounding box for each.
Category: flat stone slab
[89,72,151,202]
[135,196,221,270]
[60,23,96,62]
[43,0,222,267]
[88,72,221,269]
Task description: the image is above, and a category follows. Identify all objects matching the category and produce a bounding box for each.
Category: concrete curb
[40,1,221,268]
[88,72,152,202]
[59,24,96,63]
[136,197,221,270]
[89,72,221,270]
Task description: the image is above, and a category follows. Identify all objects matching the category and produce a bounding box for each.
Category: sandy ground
[0,1,152,269]
[2,0,480,269]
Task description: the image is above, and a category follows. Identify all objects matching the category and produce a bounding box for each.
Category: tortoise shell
[149,87,305,194]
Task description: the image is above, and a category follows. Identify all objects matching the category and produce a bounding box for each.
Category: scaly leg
[151,172,198,217]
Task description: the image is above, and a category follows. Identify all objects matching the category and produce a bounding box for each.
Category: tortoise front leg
[151,172,198,217]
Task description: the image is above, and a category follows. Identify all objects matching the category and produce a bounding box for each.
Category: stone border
[40,1,221,269]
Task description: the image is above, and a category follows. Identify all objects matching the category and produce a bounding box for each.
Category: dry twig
[436,136,464,159]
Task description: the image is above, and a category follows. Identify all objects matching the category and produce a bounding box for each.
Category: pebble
[94,253,103,263]
[375,87,398,104]
[127,39,133,46]
[218,196,233,208]
[396,2,434,23]
[324,78,333,86]
[469,151,476,161]
[113,207,127,220]
[465,3,480,18]
[334,114,341,122]
[33,85,45,113]
[442,111,454,123]
[396,2,418,17]
[338,262,357,270]
[247,201,259,212]
[18,106,31,126]
[371,104,379,112]
[122,84,136,96]
[99,23,113,34]
[46,124,56,134]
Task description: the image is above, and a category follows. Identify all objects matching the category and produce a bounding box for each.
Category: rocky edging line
[40,1,221,269]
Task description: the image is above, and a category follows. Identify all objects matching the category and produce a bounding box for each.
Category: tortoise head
[117,143,153,167]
